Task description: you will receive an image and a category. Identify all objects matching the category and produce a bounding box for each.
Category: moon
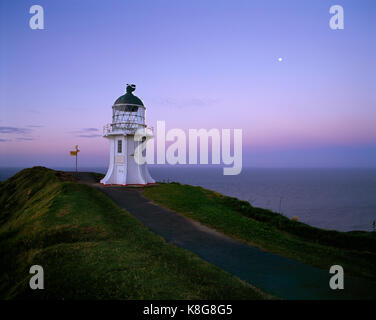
[278,57,283,62]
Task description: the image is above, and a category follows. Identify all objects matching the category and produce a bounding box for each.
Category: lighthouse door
[116,165,124,185]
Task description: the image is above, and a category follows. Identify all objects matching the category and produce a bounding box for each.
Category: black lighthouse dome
[114,84,144,106]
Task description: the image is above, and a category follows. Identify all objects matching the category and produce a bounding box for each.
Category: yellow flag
[70,151,77,156]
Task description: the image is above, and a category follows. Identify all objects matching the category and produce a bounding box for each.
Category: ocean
[1,166,375,232]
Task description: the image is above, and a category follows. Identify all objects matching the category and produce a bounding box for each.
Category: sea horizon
[2,166,375,233]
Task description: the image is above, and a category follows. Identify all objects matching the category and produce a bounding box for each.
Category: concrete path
[76,173,375,299]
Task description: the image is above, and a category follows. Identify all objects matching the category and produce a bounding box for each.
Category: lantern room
[104,84,146,135]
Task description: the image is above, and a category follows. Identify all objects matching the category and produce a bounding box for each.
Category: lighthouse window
[117,140,122,153]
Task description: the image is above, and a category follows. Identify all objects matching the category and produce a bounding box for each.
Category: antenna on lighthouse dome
[126,84,136,93]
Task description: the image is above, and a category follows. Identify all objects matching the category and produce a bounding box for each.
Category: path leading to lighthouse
[76,173,375,300]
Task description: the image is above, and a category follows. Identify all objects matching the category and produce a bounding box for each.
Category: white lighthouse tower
[100,84,155,186]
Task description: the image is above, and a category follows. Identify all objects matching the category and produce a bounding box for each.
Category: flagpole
[70,146,79,174]
[75,145,78,173]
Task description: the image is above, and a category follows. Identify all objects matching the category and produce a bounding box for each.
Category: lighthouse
[100,84,155,186]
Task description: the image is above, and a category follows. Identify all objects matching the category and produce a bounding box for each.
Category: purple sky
[0,0,375,168]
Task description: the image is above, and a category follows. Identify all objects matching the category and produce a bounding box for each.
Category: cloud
[151,97,218,109]
[69,127,101,138]
[77,134,101,138]
[16,137,34,141]
[69,128,99,134]
[0,126,32,134]
[0,126,41,142]
[82,128,99,132]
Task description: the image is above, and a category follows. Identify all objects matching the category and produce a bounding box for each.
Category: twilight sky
[0,0,375,168]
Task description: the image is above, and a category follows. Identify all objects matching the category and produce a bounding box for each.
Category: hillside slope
[0,167,267,300]
[143,183,376,282]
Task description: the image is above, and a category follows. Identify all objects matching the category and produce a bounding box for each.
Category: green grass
[0,167,268,300]
[143,183,376,281]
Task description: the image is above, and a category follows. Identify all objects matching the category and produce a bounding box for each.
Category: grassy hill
[143,183,376,282]
[0,167,268,300]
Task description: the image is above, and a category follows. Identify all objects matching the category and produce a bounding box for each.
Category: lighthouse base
[100,135,155,186]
